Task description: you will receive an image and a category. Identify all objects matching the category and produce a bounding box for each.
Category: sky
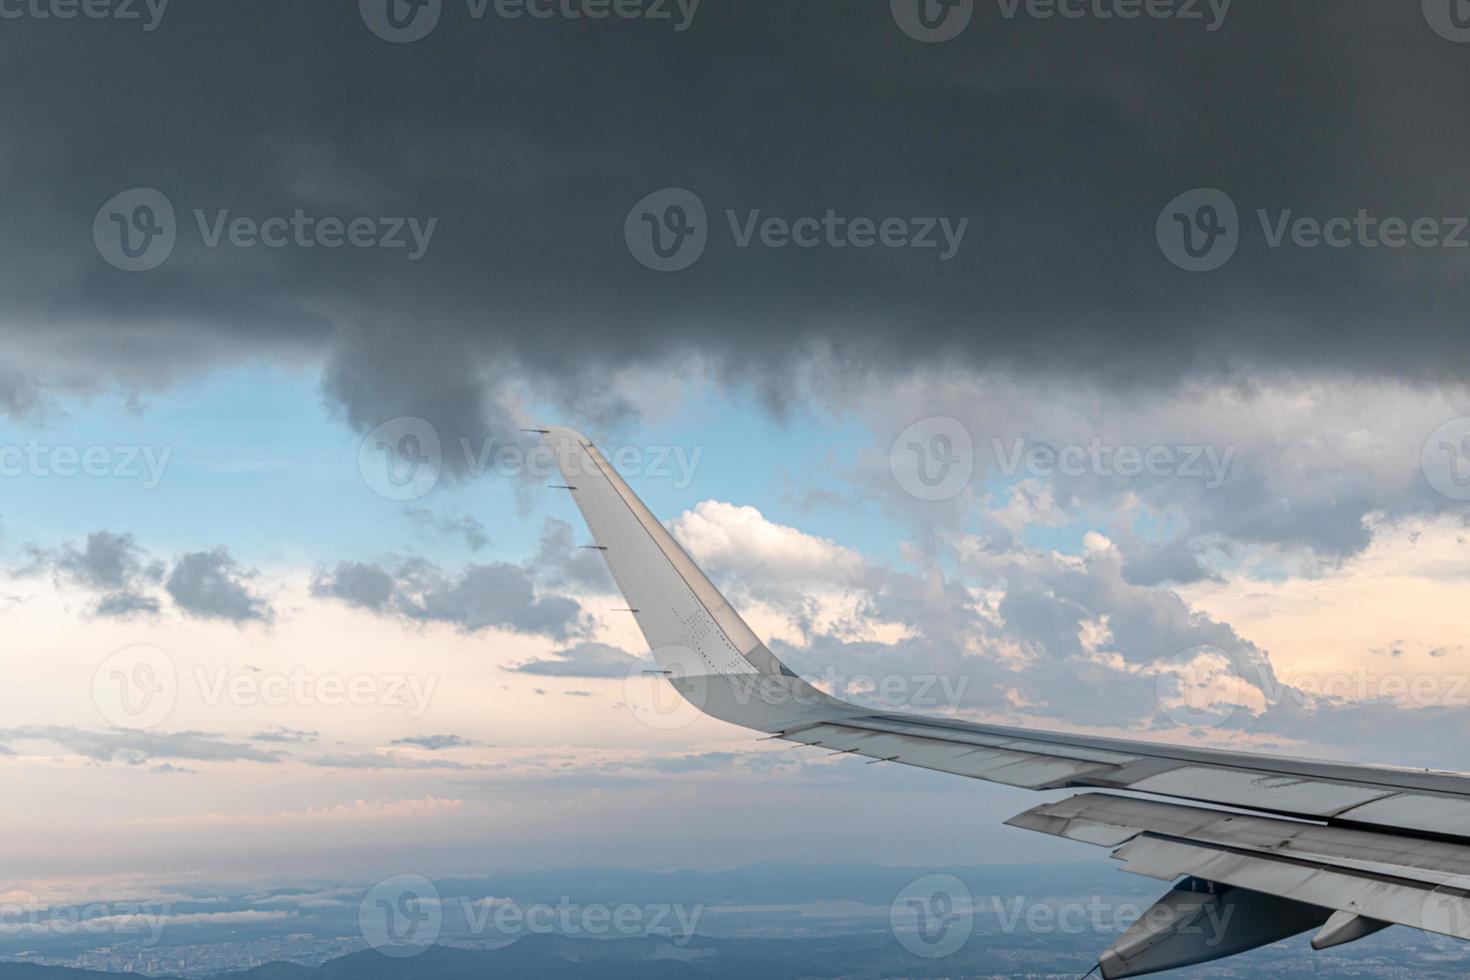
[2,0,1470,907]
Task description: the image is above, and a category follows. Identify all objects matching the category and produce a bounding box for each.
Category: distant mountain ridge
[1,937,749,980]
[0,923,1441,980]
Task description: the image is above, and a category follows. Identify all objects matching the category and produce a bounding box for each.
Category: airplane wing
[539,425,1470,978]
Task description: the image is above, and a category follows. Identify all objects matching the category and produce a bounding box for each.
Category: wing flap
[1124,766,1398,817]
[1113,837,1470,941]
[1009,793,1470,939]
[1010,794,1470,883]
[1336,793,1470,838]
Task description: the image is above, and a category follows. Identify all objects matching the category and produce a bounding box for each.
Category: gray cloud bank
[310,555,591,639]
[19,532,273,625]
[3,2,1469,443]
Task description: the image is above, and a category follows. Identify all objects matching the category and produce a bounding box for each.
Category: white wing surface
[541,426,1470,977]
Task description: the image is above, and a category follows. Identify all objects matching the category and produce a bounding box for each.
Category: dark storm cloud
[5,2,1470,441]
[310,557,591,639]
